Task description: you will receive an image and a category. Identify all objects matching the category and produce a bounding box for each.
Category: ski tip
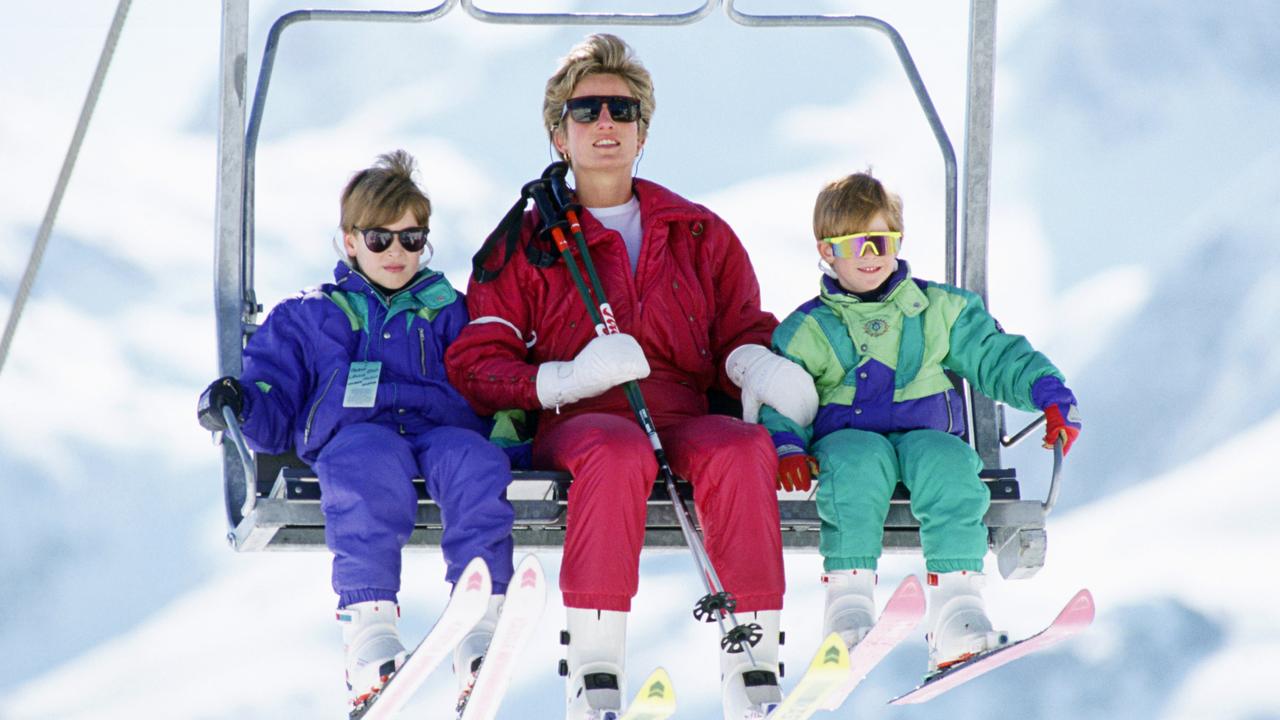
[893,574,926,604]
[1065,588,1096,622]
[459,556,493,595]
[513,553,546,591]
[640,666,676,701]
[814,632,851,670]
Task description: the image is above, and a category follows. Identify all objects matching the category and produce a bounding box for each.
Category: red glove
[777,454,819,492]
[1043,403,1082,455]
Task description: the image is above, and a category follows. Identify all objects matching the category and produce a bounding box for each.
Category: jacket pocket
[418,327,427,376]
[303,367,341,446]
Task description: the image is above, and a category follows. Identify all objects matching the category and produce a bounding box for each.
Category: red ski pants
[534,412,785,612]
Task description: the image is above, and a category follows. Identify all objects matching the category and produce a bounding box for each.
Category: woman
[445,34,816,720]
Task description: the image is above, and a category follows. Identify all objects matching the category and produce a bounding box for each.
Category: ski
[763,633,849,720]
[352,557,493,720]
[888,588,1095,705]
[819,574,926,710]
[457,553,547,720]
[618,667,677,720]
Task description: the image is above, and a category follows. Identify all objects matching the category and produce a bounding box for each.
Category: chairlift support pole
[961,0,1003,469]
[216,0,251,531]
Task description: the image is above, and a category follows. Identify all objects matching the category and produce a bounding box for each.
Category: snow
[3,0,1279,718]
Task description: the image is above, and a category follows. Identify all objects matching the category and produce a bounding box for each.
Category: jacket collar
[820,261,927,317]
[571,177,711,242]
[333,260,444,308]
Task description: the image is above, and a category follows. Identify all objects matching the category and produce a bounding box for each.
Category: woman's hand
[726,344,819,426]
[535,333,651,410]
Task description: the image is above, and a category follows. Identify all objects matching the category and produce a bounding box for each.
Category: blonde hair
[339,149,431,234]
[542,33,655,153]
[813,171,904,240]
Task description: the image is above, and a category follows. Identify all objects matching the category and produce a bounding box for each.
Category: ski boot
[453,594,505,714]
[822,569,877,650]
[561,608,627,720]
[720,610,783,720]
[925,571,1009,675]
[338,600,407,712]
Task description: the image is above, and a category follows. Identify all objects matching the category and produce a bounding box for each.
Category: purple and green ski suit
[237,261,515,605]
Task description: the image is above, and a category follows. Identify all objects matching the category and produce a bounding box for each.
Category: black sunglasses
[356,226,429,253]
[562,95,642,124]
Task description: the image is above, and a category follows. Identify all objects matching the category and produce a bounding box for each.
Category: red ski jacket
[445,179,777,439]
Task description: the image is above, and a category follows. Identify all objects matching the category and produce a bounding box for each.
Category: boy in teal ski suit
[762,172,1082,675]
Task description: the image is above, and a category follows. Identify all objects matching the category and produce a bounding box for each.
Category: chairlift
[213,0,1062,580]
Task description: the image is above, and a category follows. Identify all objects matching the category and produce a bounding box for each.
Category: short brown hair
[813,172,904,240]
[543,33,655,151]
[339,149,431,233]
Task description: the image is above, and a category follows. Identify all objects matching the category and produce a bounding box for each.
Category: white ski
[353,556,492,720]
[457,553,547,720]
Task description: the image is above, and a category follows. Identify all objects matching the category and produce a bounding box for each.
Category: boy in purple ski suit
[197,150,513,711]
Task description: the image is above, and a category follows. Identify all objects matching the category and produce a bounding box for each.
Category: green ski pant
[811,428,989,574]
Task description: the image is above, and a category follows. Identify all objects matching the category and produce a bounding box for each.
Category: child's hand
[1032,376,1081,455]
[777,453,819,492]
[1042,403,1082,455]
[198,376,245,432]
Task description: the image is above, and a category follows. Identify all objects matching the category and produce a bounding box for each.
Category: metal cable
[0,0,132,378]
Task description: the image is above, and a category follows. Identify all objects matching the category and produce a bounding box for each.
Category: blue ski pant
[312,423,515,607]
[811,428,989,574]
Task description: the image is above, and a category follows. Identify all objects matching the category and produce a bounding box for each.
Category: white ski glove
[536,333,651,410]
[726,343,819,425]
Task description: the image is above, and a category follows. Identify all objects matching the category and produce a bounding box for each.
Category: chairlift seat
[230,452,1048,579]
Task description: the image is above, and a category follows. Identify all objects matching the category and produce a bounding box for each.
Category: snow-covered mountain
[2,0,1278,718]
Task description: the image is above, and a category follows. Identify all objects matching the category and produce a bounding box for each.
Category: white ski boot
[822,569,877,649]
[925,571,1009,675]
[562,608,627,720]
[337,600,407,710]
[453,594,505,714]
[720,610,783,720]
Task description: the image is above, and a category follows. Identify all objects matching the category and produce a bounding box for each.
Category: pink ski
[889,588,1095,705]
[354,557,492,720]
[820,574,926,710]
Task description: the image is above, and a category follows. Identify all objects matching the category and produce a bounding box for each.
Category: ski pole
[527,163,762,659]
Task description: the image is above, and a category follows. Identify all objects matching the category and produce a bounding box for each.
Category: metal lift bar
[460,0,719,25]
[724,0,960,288]
[242,0,458,325]
[0,0,132,378]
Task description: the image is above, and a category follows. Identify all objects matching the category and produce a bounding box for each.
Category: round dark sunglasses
[562,95,642,124]
[356,226,429,253]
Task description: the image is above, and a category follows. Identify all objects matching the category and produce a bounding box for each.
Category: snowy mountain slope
[13,409,1280,719]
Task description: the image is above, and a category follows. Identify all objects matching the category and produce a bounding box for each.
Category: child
[197,150,515,711]
[762,171,1082,675]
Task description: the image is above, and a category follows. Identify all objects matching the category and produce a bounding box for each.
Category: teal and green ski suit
[762,263,1071,573]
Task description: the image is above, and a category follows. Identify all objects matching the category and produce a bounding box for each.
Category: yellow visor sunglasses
[821,231,902,258]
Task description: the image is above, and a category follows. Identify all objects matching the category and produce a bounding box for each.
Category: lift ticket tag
[343,361,382,408]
